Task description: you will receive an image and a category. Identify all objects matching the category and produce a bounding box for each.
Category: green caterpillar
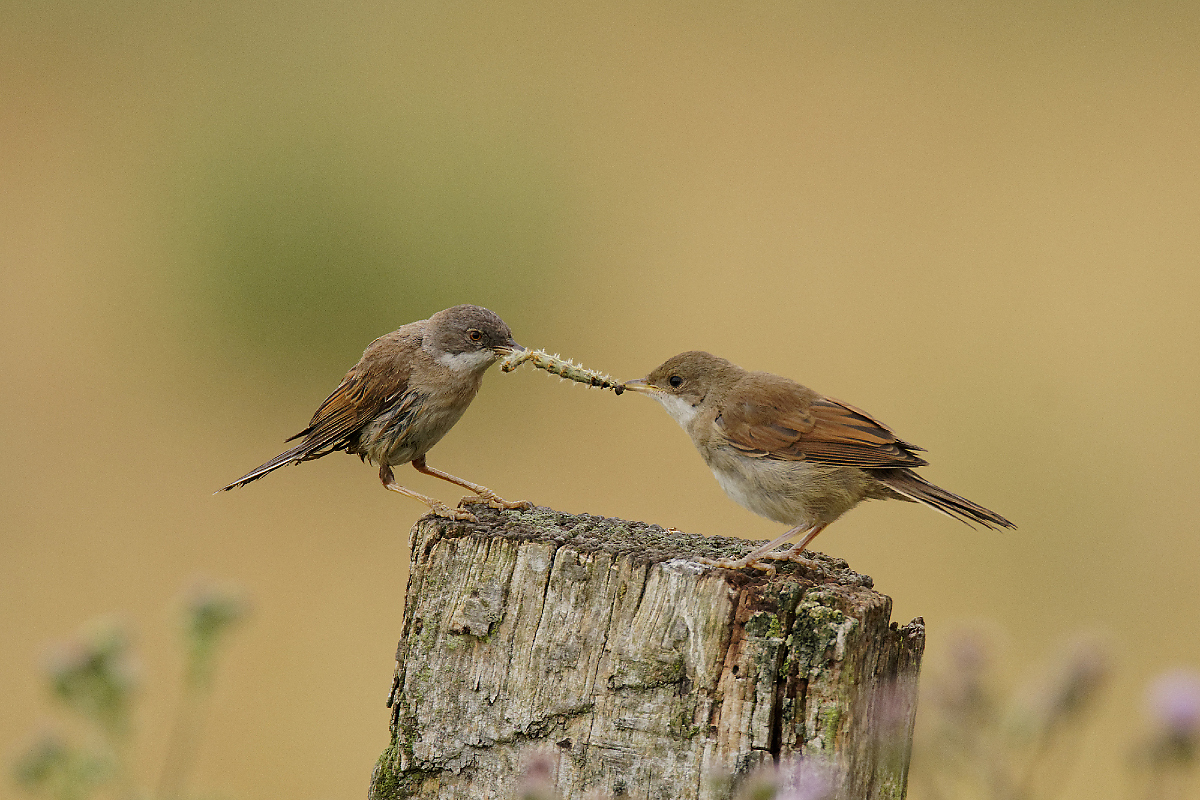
[501,348,624,394]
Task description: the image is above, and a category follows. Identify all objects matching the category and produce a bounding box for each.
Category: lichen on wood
[370,506,924,800]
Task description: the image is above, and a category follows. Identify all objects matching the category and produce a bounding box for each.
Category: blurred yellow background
[3,1,1197,797]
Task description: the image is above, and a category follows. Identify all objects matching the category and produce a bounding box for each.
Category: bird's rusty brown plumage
[217,305,528,522]
[625,350,1013,568]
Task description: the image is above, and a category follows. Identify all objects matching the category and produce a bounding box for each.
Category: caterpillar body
[500,348,624,394]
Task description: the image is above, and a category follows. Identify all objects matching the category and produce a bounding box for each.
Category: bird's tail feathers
[876,469,1014,530]
[214,442,314,493]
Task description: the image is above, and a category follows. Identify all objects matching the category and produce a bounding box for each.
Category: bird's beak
[497,340,525,357]
[620,378,660,395]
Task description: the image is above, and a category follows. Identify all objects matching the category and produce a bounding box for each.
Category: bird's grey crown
[427,304,517,356]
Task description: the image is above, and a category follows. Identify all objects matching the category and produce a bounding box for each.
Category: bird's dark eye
[668,375,683,388]
[468,330,483,342]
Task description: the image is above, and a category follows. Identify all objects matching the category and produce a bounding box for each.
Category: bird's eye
[668,375,683,388]
[468,330,483,342]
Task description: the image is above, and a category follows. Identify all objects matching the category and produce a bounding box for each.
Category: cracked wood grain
[370,506,924,800]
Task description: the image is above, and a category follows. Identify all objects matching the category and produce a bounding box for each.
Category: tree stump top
[417,504,880,589]
[375,505,924,800]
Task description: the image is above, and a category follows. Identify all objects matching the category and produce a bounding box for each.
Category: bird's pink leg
[380,464,477,522]
[704,524,828,570]
[411,457,532,512]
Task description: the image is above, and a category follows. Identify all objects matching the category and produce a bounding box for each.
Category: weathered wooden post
[370,506,924,800]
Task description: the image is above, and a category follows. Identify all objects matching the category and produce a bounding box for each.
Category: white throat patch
[653,393,699,429]
[436,349,495,372]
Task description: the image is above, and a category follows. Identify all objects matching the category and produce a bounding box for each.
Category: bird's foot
[751,546,812,565]
[428,501,478,523]
[694,555,778,575]
[381,475,479,522]
[459,492,533,512]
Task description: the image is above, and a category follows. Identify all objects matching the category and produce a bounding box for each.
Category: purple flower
[517,748,558,800]
[772,758,836,800]
[1147,669,1200,740]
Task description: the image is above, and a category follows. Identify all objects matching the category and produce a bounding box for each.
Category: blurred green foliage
[14,733,113,800]
[178,134,566,380]
[13,583,248,800]
[44,622,138,743]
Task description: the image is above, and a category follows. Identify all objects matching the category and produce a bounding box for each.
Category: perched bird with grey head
[217,304,530,521]
[623,351,1014,568]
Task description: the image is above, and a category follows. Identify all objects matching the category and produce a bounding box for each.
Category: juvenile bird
[217,304,529,522]
[623,351,1013,568]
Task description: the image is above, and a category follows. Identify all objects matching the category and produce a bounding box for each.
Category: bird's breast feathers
[705,445,880,527]
[435,348,497,372]
[358,385,477,467]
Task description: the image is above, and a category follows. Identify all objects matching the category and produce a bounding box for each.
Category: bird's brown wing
[214,334,421,491]
[715,377,928,469]
[285,332,417,456]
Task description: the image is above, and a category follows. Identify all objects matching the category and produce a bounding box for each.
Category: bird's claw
[693,555,777,575]
[758,547,809,565]
[459,495,533,512]
[429,502,478,523]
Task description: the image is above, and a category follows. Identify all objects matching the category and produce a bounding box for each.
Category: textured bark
[370,506,924,800]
